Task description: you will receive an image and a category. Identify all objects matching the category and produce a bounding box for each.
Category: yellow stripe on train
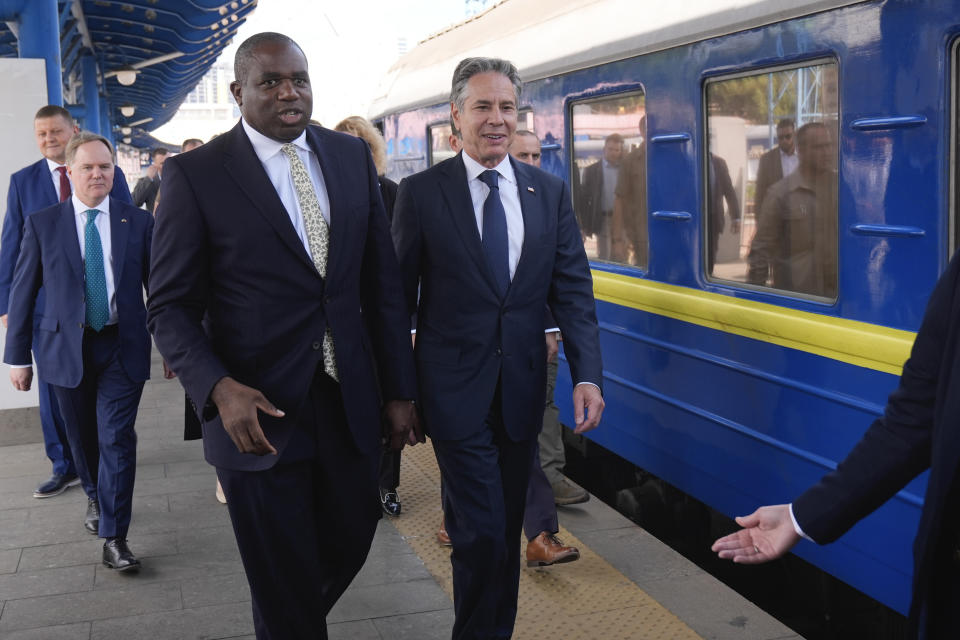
[592,271,916,377]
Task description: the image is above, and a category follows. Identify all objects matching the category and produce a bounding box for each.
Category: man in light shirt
[4,132,152,571]
[0,105,132,500]
[753,118,798,215]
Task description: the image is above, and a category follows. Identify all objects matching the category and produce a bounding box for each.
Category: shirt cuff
[574,381,600,393]
[7,364,31,369]
[788,503,814,542]
[544,327,559,334]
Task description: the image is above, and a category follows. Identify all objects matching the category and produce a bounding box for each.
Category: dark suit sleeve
[391,177,422,324]
[0,175,25,316]
[132,176,156,208]
[147,158,229,412]
[111,166,133,204]
[2,213,43,366]
[792,256,959,543]
[547,178,603,389]
[717,158,740,222]
[358,148,416,402]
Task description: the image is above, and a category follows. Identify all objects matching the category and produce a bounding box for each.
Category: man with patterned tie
[0,105,132,500]
[147,33,418,639]
[392,57,605,640]
[4,132,152,571]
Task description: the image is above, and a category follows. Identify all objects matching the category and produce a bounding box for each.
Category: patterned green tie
[84,209,110,331]
[280,143,339,382]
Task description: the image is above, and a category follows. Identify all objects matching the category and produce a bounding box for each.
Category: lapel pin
[121,218,127,223]
[527,186,535,193]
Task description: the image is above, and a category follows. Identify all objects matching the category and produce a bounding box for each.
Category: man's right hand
[210,377,283,456]
[10,366,32,391]
[711,504,801,564]
[1,314,7,329]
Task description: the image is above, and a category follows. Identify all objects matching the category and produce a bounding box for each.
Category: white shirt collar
[72,193,110,217]
[462,152,516,187]
[45,157,66,174]
[241,118,311,163]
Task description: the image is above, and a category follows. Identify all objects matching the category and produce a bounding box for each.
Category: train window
[952,38,959,255]
[705,61,839,300]
[570,92,647,267]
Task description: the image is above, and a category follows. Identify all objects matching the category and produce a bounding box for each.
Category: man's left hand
[383,400,423,449]
[572,384,604,434]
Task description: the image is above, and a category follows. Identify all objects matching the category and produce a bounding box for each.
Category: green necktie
[280,143,339,382]
[84,209,110,331]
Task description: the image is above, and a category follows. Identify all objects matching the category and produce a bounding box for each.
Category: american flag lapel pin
[527,186,535,193]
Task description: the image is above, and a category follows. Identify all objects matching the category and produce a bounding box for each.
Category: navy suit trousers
[52,326,142,538]
[432,382,537,640]
[216,370,381,640]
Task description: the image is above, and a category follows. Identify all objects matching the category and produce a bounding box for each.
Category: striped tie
[280,143,339,382]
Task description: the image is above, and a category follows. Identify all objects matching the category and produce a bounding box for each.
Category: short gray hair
[65,131,114,165]
[450,57,522,111]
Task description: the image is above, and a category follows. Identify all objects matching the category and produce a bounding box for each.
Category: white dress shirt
[45,157,71,201]
[73,194,118,326]
[242,118,330,261]
[780,148,799,178]
[462,152,524,280]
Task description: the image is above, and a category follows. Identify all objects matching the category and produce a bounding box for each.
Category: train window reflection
[705,61,839,299]
[428,123,457,166]
[570,92,646,267]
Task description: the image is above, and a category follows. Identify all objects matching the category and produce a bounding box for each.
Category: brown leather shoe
[526,531,580,567]
[437,517,452,546]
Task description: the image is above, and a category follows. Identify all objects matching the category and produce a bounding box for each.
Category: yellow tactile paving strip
[388,443,704,640]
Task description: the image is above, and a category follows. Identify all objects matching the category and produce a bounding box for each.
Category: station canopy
[0,0,257,141]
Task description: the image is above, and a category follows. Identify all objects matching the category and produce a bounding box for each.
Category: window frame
[701,56,841,303]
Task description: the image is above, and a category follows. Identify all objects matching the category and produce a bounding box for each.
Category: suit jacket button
[495,348,502,356]
[312,341,321,350]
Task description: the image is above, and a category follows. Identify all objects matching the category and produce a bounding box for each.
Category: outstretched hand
[711,504,801,564]
[210,376,283,456]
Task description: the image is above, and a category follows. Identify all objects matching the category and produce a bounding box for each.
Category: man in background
[579,133,623,260]
[180,138,203,153]
[0,105,132,499]
[753,118,797,216]
[132,147,168,211]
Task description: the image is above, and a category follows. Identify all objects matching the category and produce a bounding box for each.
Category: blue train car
[370,0,960,614]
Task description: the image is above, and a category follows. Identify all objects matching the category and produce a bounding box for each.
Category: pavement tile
[352,545,431,588]
[0,621,91,639]
[371,608,456,640]
[327,578,452,624]
[0,565,93,601]
[576,526,704,585]
[163,459,217,479]
[0,549,20,574]
[328,619,381,639]
[179,572,250,609]
[18,533,178,572]
[94,550,244,589]
[0,581,181,632]
[90,601,252,640]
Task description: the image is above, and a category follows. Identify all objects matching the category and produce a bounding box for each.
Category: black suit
[393,153,602,639]
[148,121,416,639]
[793,251,960,638]
[754,146,786,215]
[707,154,740,273]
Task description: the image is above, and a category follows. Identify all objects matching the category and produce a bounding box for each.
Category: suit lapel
[307,126,344,280]
[438,155,501,297]
[33,160,58,205]
[109,198,129,287]
[222,122,317,275]
[57,201,83,282]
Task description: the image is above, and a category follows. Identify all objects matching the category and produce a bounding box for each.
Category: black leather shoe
[84,498,99,535]
[379,487,401,517]
[102,538,140,572]
[33,473,81,498]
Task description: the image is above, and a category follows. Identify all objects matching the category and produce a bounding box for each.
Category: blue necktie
[478,170,510,298]
[84,210,110,331]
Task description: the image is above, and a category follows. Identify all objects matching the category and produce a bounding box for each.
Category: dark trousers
[217,371,381,640]
[380,447,401,491]
[522,444,558,541]
[433,385,537,640]
[52,326,142,538]
[38,377,75,476]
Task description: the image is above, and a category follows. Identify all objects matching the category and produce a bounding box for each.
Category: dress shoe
[551,477,590,506]
[102,538,140,572]
[215,480,227,504]
[379,486,401,517]
[437,517,452,546]
[526,531,580,567]
[33,472,81,498]
[84,498,100,535]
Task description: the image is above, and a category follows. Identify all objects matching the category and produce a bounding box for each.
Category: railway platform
[0,352,803,639]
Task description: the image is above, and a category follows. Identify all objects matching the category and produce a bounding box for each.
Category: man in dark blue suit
[4,132,152,571]
[147,33,418,640]
[392,57,604,640]
[1,105,132,499]
[712,251,960,638]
